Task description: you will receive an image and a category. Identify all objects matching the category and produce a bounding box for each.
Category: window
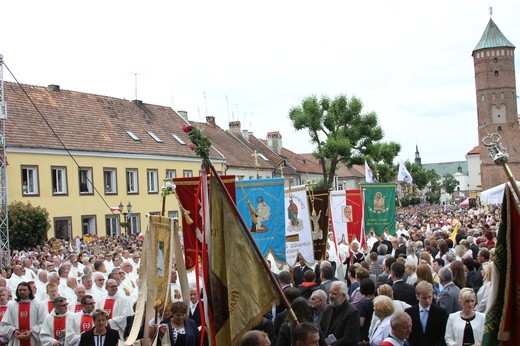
[168,210,179,219]
[126,169,139,194]
[82,216,97,236]
[104,168,117,194]
[183,170,193,178]
[147,169,159,193]
[126,131,140,141]
[128,214,140,236]
[165,169,177,180]
[54,218,72,239]
[22,166,39,196]
[105,215,119,237]
[51,166,68,195]
[494,71,499,76]
[171,134,186,145]
[148,131,163,143]
[79,167,94,194]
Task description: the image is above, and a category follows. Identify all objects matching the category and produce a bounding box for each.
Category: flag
[449,223,458,244]
[285,185,315,266]
[397,161,413,184]
[360,183,396,237]
[482,184,520,345]
[235,178,286,263]
[208,173,279,345]
[308,188,330,261]
[173,176,236,270]
[109,206,121,212]
[365,161,376,182]
[149,215,173,311]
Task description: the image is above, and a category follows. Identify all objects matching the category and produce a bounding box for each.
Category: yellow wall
[7,150,208,238]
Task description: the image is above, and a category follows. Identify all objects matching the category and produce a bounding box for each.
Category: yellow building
[5,82,225,239]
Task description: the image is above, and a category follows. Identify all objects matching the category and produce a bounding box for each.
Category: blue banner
[235,178,286,264]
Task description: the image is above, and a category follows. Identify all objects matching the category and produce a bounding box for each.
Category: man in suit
[390,262,417,306]
[188,286,203,328]
[292,254,313,287]
[390,237,407,259]
[405,281,449,346]
[436,267,461,314]
[370,235,392,255]
[375,257,396,289]
[320,281,359,346]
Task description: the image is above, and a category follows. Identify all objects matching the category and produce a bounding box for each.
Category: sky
[2,0,520,164]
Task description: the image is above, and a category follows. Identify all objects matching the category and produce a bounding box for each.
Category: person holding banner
[157,301,200,346]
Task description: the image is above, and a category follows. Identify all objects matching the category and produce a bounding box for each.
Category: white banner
[285,185,314,266]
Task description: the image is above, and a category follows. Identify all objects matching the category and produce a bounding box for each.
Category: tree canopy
[8,201,49,249]
[289,94,400,187]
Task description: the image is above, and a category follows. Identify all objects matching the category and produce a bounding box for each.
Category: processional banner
[285,185,314,266]
[360,183,396,237]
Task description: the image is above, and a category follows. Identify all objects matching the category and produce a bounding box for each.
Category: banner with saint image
[285,185,314,266]
[360,183,396,237]
[235,178,286,264]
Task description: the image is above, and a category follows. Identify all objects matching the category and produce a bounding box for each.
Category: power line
[3,62,116,213]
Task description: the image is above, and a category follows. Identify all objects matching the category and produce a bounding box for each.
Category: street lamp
[118,202,132,236]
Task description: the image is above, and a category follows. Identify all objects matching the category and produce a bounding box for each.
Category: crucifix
[251,150,260,178]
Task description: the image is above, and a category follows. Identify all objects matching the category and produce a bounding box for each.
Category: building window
[147,169,159,193]
[54,217,72,239]
[105,215,119,237]
[22,166,39,196]
[82,215,97,236]
[498,126,502,132]
[104,168,117,194]
[51,167,68,195]
[128,214,140,236]
[183,170,193,178]
[79,167,94,195]
[166,169,177,180]
[148,131,163,143]
[494,71,499,76]
[126,169,139,194]
[168,210,179,219]
[126,131,140,141]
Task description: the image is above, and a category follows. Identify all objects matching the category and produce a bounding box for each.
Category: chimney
[242,130,250,142]
[178,110,188,120]
[267,131,282,154]
[229,121,241,135]
[206,116,216,127]
[132,100,143,106]
[48,84,60,92]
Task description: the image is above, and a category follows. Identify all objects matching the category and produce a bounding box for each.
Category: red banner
[346,189,363,244]
[174,175,236,270]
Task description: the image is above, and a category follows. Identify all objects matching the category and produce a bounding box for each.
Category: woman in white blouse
[369,295,394,346]
[475,262,492,313]
[445,288,485,346]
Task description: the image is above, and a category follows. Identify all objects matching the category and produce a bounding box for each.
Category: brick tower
[472,18,519,190]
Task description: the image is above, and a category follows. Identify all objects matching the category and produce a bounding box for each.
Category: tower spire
[414,144,422,166]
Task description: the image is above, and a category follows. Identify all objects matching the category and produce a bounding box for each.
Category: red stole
[18,301,31,346]
[47,301,54,313]
[0,305,7,321]
[53,315,66,340]
[103,298,116,319]
[74,304,82,313]
[80,314,93,333]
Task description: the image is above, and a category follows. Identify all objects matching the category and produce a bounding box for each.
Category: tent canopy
[480,181,520,205]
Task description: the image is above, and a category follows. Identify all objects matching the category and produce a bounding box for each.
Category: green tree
[8,201,49,249]
[442,174,460,194]
[289,94,401,187]
[426,180,442,204]
[406,162,439,190]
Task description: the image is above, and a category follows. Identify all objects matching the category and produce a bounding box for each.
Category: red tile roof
[4,82,218,160]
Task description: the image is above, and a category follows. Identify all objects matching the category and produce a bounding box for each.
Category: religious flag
[208,172,279,344]
[360,183,396,237]
[149,215,174,311]
[365,161,376,182]
[482,184,520,345]
[285,185,315,266]
[308,188,330,261]
[397,161,413,184]
[173,176,236,270]
[449,223,458,244]
[235,178,286,263]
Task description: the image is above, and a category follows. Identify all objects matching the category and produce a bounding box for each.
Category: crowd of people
[241,203,500,346]
[0,202,502,346]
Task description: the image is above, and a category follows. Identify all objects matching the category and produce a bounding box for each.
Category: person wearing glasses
[79,309,120,346]
[40,297,74,346]
[96,279,133,339]
[67,295,96,346]
[91,273,107,298]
